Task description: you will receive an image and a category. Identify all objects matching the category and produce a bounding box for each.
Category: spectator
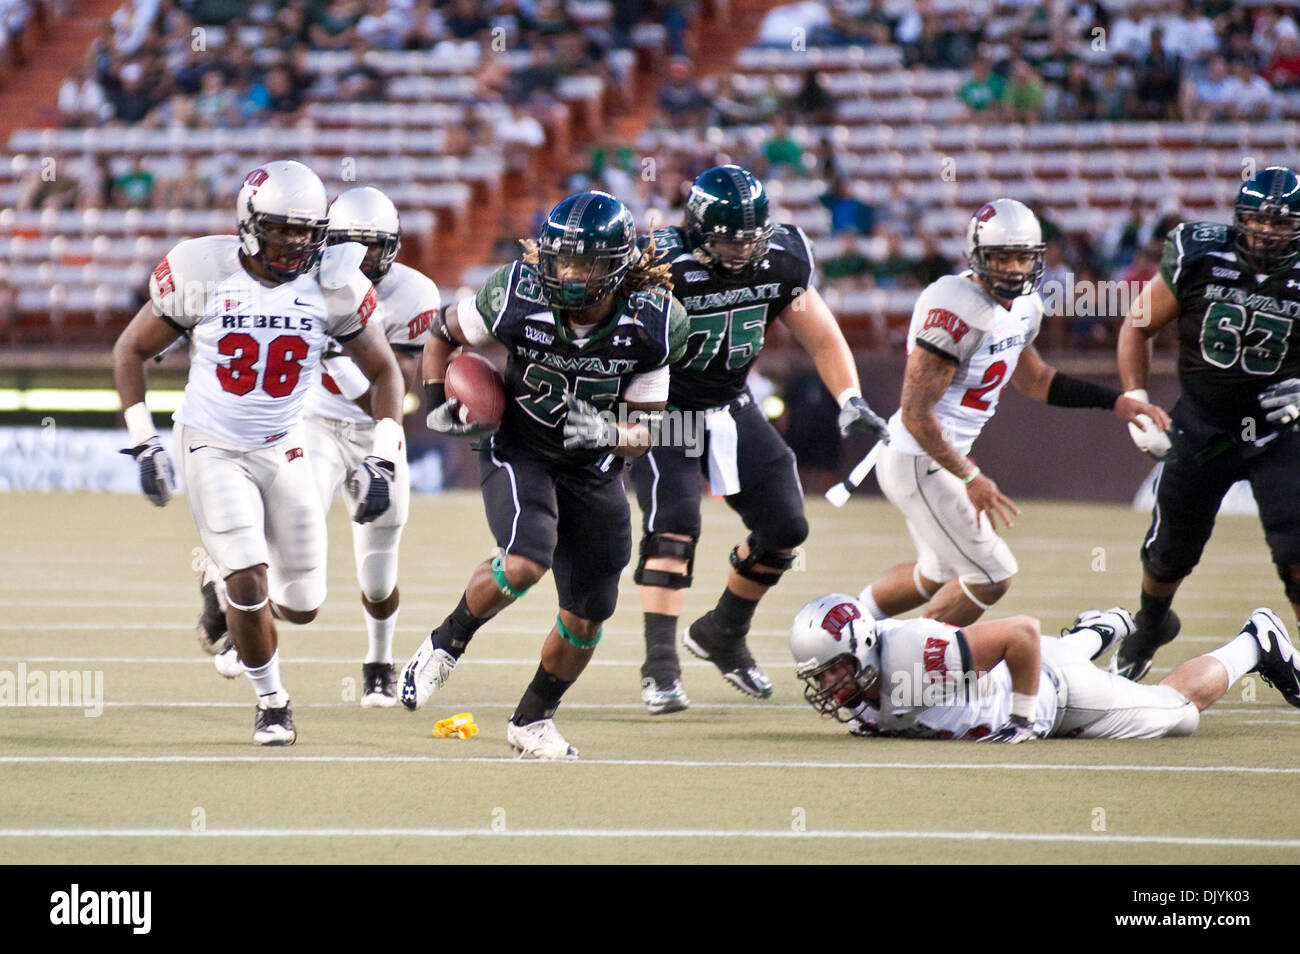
[508,43,561,102]
[761,115,805,178]
[1162,0,1218,62]
[1133,30,1183,119]
[787,69,834,125]
[819,177,874,237]
[308,0,360,50]
[914,233,954,286]
[156,156,217,209]
[1103,198,1156,269]
[938,9,981,70]
[1093,67,1127,121]
[16,158,81,212]
[959,57,1005,118]
[1034,31,1078,88]
[443,0,491,42]
[1223,60,1276,120]
[820,233,874,284]
[1108,9,1152,64]
[356,0,409,51]
[109,156,155,209]
[58,69,109,126]
[1045,61,1098,121]
[193,68,239,127]
[656,56,710,127]
[707,75,760,127]
[109,62,156,124]
[1002,59,1045,123]
[1263,34,1300,90]
[1181,55,1233,121]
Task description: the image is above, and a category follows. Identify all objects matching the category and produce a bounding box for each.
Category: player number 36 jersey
[887,271,1045,456]
[150,235,375,448]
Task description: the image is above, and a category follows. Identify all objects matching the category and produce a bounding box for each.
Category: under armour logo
[1287,279,1300,291]
[613,335,632,347]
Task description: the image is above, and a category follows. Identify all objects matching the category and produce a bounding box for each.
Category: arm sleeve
[1158,223,1188,294]
[666,296,690,364]
[624,364,669,404]
[473,263,515,336]
[456,295,496,347]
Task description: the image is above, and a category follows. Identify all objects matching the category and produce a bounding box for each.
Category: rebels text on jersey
[1161,221,1300,436]
[149,235,374,448]
[655,224,814,410]
[307,261,441,425]
[455,261,688,467]
[886,272,1045,456]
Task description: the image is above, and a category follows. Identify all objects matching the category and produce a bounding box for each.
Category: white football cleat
[253,692,296,746]
[214,644,243,679]
[507,718,578,760]
[399,638,457,710]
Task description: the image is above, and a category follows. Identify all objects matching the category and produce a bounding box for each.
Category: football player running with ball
[1114,166,1300,681]
[856,199,1168,627]
[790,594,1300,742]
[112,160,406,745]
[629,165,891,715]
[400,191,687,759]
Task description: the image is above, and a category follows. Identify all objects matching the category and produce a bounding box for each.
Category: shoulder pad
[921,274,997,332]
[318,242,367,290]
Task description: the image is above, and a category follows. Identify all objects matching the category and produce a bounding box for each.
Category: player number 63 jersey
[149,235,374,449]
[887,271,1045,456]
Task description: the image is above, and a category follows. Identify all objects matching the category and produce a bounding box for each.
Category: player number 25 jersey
[887,271,1044,456]
[149,235,374,449]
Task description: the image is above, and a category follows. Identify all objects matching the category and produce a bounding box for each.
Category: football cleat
[683,620,774,699]
[253,693,296,746]
[507,718,578,760]
[399,638,457,711]
[1110,609,1181,682]
[360,662,398,708]
[1244,608,1300,709]
[1063,607,1135,661]
[640,676,690,715]
[214,644,243,679]
[196,557,231,656]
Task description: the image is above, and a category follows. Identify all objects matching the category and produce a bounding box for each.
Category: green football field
[0,489,1297,864]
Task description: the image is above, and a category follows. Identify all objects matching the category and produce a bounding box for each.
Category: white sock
[1207,633,1262,687]
[244,651,285,700]
[857,585,887,621]
[1061,627,1104,659]
[365,607,398,664]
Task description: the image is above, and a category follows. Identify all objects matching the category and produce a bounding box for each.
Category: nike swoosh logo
[925,465,942,476]
[293,297,311,307]
[189,443,207,453]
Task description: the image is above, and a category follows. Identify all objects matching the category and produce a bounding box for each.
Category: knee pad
[1276,563,1300,605]
[491,550,532,600]
[1141,548,1191,585]
[730,532,797,587]
[634,532,697,589]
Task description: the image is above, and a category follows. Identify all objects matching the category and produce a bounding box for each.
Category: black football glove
[981,713,1036,744]
[348,456,395,524]
[1260,378,1300,427]
[838,396,890,442]
[121,436,175,507]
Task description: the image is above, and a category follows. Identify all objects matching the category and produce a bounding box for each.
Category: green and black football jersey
[470,261,688,466]
[1161,221,1300,435]
[654,224,815,410]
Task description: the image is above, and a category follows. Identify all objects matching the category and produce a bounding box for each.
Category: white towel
[705,408,741,496]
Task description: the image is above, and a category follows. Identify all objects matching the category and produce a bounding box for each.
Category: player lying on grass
[789,595,1300,741]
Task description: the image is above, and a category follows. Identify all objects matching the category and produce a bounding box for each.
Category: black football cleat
[1110,609,1180,682]
[682,617,773,699]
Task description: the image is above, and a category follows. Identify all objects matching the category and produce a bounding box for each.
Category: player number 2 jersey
[149,235,374,449]
[305,262,441,425]
[887,271,1045,456]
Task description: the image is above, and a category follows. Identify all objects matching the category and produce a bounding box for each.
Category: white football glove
[982,714,1036,744]
[347,456,395,524]
[1123,389,1172,459]
[1260,378,1300,427]
[121,436,175,507]
[562,395,616,450]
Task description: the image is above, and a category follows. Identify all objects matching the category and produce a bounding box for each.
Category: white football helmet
[790,594,880,721]
[328,186,402,282]
[965,198,1045,300]
[236,159,329,282]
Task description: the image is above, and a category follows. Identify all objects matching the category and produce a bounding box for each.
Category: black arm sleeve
[1046,373,1121,410]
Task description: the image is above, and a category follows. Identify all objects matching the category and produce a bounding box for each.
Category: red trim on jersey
[153,258,175,298]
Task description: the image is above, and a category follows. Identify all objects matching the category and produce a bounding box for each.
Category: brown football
[445,353,506,428]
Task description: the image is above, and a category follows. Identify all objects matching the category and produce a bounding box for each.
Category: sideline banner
[0,427,442,494]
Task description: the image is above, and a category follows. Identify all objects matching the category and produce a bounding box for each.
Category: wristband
[1011,691,1037,721]
[124,402,157,446]
[372,417,405,463]
[1046,372,1122,410]
[1123,388,1149,403]
[424,380,446,409]
[961,465,981,485]
[322,354,370,401]
[835,386,862,409]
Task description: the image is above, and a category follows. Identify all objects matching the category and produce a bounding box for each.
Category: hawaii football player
[400,190,687,759]
[112,160,406,745]
[857,198,1167,629]
[629,165,891,715]
[1114,166,1300,680]
[790,595,1300,742]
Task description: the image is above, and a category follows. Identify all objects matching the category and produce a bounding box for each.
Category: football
[445,353,506,429]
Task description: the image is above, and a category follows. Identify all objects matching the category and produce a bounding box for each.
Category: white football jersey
[887,271,1044,457]
[150,235,375,449]
[857,617,1059,740]
[305,261,440,425]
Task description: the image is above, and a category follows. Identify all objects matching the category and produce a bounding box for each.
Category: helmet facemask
[797,654,879,722]
[536,246,635,314]
[691,223,774,276]
[1234,209,1300,274]
[327,228,401,283]
[971,245,1045,300]
[241,212,328,282]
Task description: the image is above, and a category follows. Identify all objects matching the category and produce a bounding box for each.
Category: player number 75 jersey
[887,271,1045,456]
[150,235,375,449]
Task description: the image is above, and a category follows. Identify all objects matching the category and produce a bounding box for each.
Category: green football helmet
[1235,166,1300,273]
[685,165,773,275]
[535,191,638,313]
